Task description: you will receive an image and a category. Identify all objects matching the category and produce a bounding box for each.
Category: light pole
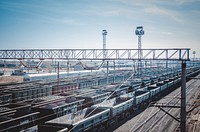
[135,26,144,76]
[102,30,107,59]
[102,30,109,83]
[193,51,196,66]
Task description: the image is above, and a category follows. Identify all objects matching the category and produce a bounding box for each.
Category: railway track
[183,83,200,132]
[1,67,199,132]
[113,74,200,132]
[129,78,200,132]
[157,78,200,132]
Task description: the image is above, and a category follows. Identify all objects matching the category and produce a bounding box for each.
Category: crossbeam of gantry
[0,48,190,60]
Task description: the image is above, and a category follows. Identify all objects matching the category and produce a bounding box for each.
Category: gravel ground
[0,76,23,84]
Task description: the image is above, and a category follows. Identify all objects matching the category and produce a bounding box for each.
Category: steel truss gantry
[0,48,190,60]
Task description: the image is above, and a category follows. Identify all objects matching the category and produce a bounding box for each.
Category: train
[38,66,200,132]
[0,66,199,132]
[23,70,105,81]
[0,71,132,104]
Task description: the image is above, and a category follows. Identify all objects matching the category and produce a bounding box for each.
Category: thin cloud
[82,4,134,17]
[161,31,174,35]
[191,10,200,16]
[175,0,200,5]
[0,1,81,25]
[144,6,184,24]
[106,0,186,25]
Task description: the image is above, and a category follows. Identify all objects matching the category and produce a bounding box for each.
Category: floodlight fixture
[135,26,144,36]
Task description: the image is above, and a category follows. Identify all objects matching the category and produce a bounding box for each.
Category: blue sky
[0,0,200,57]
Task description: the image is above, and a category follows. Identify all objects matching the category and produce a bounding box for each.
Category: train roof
[76,90,110,98]
[26,70,102,78]
[33,95,65,103]
[93,96,132,108]
[147,84,159,90]
[46,107,109,125]
[33,96,84,109]
[100,84,129,92]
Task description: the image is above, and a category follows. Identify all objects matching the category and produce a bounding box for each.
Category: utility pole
[57,62,60,80]
[106,61,109,84]
[67,61,69,77]
[181,60,186,132]
[113,61,115,82]
[193,51,196,66]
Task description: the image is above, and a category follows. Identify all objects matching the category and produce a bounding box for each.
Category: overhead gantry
[0,48,189,71]
[0,48,190,60]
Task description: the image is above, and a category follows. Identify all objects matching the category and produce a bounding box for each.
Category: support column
[57,61,60,93]
[145,61,147,68]
[113,61,115,82]
[133,60,135,73]
[181,60,186,132]
[57,62,60,82]
[138,60,140,76]
[4,60,6,74]
[107,61,109,84]
[166,60,168,70]
[67,61,69,77]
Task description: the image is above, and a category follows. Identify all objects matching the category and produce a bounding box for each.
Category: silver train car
[23,70,104,81]
[38,107,110,132]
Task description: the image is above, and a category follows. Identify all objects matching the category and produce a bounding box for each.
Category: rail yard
[0,61,200,132]
[1,0,200,131]
[0,47,199,132]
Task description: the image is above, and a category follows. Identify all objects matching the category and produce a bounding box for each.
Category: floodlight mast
[102,30,107,59]
[135,26,144,75]
[102,29,109,83]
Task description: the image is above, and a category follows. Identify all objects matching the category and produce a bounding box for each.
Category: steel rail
[147,80,196,132]
[155,79,199,132]
[130,79,197,132]
[147,79,197,132]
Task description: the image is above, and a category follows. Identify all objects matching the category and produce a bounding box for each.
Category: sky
[0,0,200,58]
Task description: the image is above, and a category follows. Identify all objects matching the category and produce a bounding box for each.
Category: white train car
[24,70,103,81]
[39,107,110,132]
[94,97,134,117]
[135,90,150,105]
[157,81,167,91]
[147,84,160,97]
